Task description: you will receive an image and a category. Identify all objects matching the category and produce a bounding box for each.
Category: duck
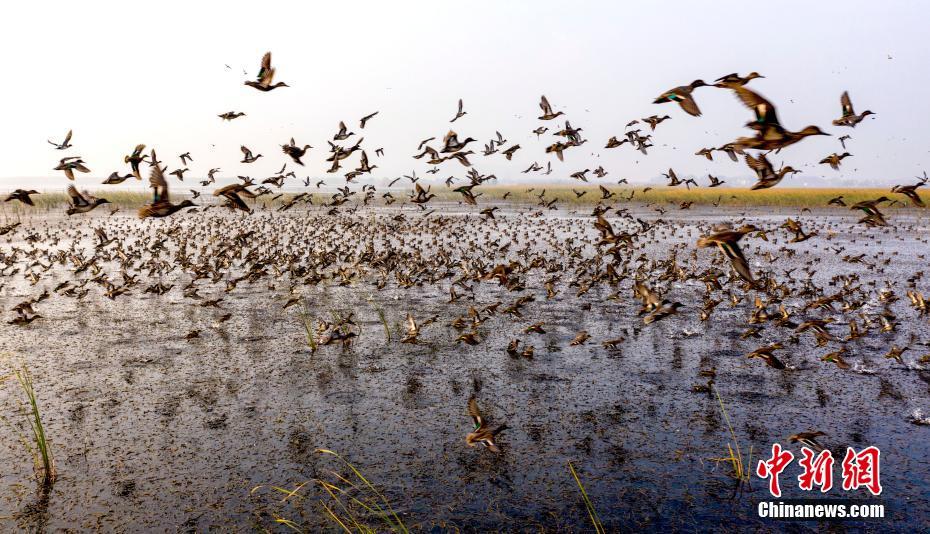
[244,52,289,91]
[697,224,760,285]
[730,86,829,150]
[138,163,196,218]
[47,129,73,150]
[653,79,707,116]
[4,189,39,206]
[440,130,477,153]
[466,397,508,453]
[65,185,109,215]
[850,197,890,227]
[746,153,800,190]
[713,72,764,88]
[54,156,91,181]
[218,111,246,121]
[748,343,786,369]
[538,95,564,120]
[124,144,147,179]
[891,182,925,207]
[450,98,466,122]
[359,111,379,128]
[214,183,255,212]
[789,431,827,451]
[333,121,354,141]
[240,145,262,163]
[282,138,312,165]
[103,171,134,185]
[819,152,852,170]
[642,114,671,130]
[832,91,875,127]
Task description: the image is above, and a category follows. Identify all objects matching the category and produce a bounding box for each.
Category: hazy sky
[3,0,928,190]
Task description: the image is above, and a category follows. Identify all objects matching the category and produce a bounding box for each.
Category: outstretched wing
[840,91,854,118]
[67,185,89,207]
[467,397,484,430]
[149,164,169,203]
[733,86,780,127]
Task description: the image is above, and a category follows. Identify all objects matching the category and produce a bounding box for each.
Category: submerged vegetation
[251,449,408,533]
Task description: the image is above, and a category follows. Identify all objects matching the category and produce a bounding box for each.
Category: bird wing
[720,241,755,283]
[149,164,169,203]
[467,397,484,429]
[240,146,252,158]
[540,95,552,114]
[257,52,273,83]
[457,98,463,113]
[64,129,72,144]
[733,86,780,126]
[840,91,854,117]
[677,94,702,117]
[133,144,146,157]
[67,185,89,207]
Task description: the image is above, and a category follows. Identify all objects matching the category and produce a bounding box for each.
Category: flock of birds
[4,52,930,454]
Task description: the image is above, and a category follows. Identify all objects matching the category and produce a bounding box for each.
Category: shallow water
[0,203,929,531]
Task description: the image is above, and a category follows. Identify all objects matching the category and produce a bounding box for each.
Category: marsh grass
[2,364,56,489]
[709,386,752,484]
[368,296,391,343]
[568,461,605,533]
[439,185,910,208]
[299,298,318,353]
[251,449,408,533]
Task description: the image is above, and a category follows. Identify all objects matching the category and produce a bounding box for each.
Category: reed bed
[443,185,908,208]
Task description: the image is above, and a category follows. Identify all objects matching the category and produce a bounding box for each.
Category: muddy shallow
[1,203,929,532]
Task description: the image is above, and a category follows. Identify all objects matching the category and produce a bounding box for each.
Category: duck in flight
[65,185,109,215]
[832,91,875,127]
[244,52,289,91]
[48,129,73,150]
[138,162,196,218]
[653,79,707,116]
[466,397,508,453]
[697,224,761,286]
[730,86,829,150]
[54,156,91,181]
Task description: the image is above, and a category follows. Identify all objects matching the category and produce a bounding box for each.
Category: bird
[103,172,134,185]
[240,146,262,163]
[788,431,827,451]
[748,343,786,369]
[891,182,926,207]
[214,184,255,212]
[745,153,799,190]
[697,225,760,285]
[47,129,73,150]
[832,91,875,127]
[359,111,379,128]
[713,72,764,87]
[138,163,196,218]
[54,156,91,181]
[466,397,508,453]
[244,52,289,91]
[730,86,829,150]
[538,95,564,120]
[218,111,246,121]
[65,186,109,215]
[282,138,312,165]
[333,121,354,141]
[819,152,852,170]
[642,115,671,130]
[653,80,707,116]
[450,98,466,122]
[124,144,147,179]
[4,189,39,206]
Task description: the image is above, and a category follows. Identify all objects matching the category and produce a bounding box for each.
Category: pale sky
[2,0,928,190]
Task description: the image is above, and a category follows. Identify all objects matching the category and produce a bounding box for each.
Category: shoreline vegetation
[0,186,922,212]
